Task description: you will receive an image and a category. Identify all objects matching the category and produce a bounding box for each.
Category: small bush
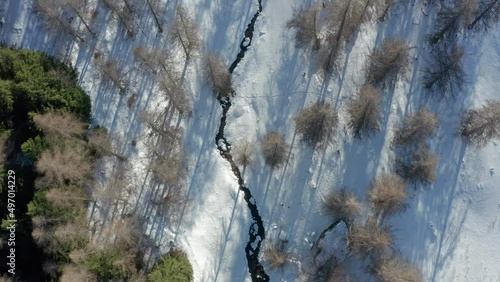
[261,131,289,167]
[263,239,289,271]
[393,107,438,147]
[233,140,254,167]
[348,84,382,139]
[148,249,194,282]
[368,173,408,217]
[396,143,439,185]
[348,220,393,260]
[322,188,362,222]
[366,38,409,85]
[461,100,500,147]
[372,256,423,282]
[295,102,338,146]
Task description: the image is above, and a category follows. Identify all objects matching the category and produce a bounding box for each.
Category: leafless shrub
[157,71,192,117]
[132,46,171,74]
[468,0,500,32]
[368,173,408,217]
[261,131,289,168]
[102,0,136,36]
[461,99,500,147]
[36,145,92,186]
[286,4,322,50]
[60,264,97,282]
[33,112,87,139]
[366,37,410,85]
[396,143,439,185]
[348,84,382,139]
[233,140,254,167]
[324,262,353,282]
[169,4,201,60]
[263,239,290,271]
[371,256,423,282]
[95,57,126,92]
[295,102,338,146]
[348,219,393,259]
[203,53,233,98]
[393,107,438,147]
[423,47,465,98]
[428,0,477,45]
[322,188,362,222]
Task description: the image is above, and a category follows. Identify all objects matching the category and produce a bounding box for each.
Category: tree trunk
[146,0,163,33]
[468,0,499,30]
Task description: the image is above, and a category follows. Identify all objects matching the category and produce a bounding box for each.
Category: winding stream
[214,0,269,281]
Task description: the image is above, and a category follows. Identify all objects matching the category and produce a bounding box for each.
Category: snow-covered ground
[1,0,499,281]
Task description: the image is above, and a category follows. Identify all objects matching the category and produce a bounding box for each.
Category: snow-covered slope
[1,0,499,281]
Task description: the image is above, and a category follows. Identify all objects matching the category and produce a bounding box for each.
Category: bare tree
[461,99,500,146]
[286,4,322,50]
[46,187,88,209]
[102,0,136,36]
[132,46,171,74]
[141,109,184,147]
[423,47,465,98]
[368,173,408,217]
[428,0,477,45]
[468,0,500,32]
[378,0,410,22]
[54,220,88,247]
[112,216,141,248]
[157,70,192,117]
[60,264,97,282]
[203,53,233,98]
[34,0,85,42]
[95,56,126,92]
[169,5,201,60]
[88,126,126,160]
[366,37,410,85]
[261,131,289,168]
[396,143,439,185]
[36,145,92,186]
[295,102,338,146]
[371,256,423,282]
[348,219,393,259]
[233,140,254,167]
[393,107,438,147]
[57,0,96,37]
[151,151,185,186]
[348,84,382,139]
[322,188,362,222]
[33,112,87,139]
